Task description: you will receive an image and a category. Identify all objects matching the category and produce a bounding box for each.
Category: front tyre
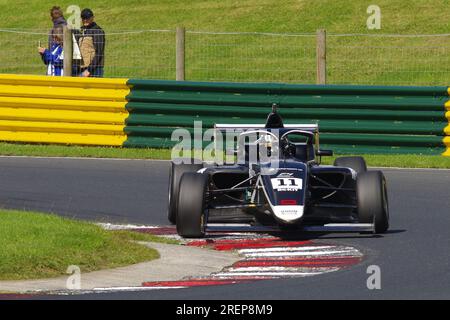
[168,161,203,224]
[176,173,208,238]
[357,171,389,234]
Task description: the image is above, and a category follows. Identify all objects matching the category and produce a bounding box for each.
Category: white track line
[0,155,170,162]
[238,246,335,254]
[1,156,448,171]
[93,286,186,292]
[243,249,361,258]
[223,266,339,273]
[213,271,336,277]
[97,223,160,230]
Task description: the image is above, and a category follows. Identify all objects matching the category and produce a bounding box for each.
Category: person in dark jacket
[74,8,105,78]
[48,6,67,48]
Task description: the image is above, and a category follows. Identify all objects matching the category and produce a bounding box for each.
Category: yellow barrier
[445,100,450,156]
[0,74,129,89]
[443,137,450,156]
[0,107,126,124]
[0,74,129,146]
[0,97,125,112]
[0,131,126,146]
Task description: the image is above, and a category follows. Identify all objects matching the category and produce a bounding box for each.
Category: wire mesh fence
[327,33,450,86]
[0,29,49,75]
[186,31,316,83]
[104,29,175,79]
[0,28,449,85]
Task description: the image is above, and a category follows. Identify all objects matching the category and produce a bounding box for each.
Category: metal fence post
[176,26,185,81]
[316,29,327,84]
[63,25,73,77]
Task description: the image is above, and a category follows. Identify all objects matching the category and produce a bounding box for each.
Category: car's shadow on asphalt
[270,229,406,241]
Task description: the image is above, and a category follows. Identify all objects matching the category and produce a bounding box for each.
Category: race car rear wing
[214,124,319,133]
[214,123,321,153]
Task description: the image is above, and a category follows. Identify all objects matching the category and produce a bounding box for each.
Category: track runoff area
[95,224,364,291]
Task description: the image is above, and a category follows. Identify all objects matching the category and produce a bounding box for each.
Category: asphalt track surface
[0,157,450,299]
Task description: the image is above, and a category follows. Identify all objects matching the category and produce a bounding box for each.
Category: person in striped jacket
[38,27,64,76]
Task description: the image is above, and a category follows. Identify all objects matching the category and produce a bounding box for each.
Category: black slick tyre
[176,172,208,238]
[357,171,389,234]
[167,161,203,224]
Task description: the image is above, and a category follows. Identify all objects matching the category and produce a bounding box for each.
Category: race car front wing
[204,223,376,234]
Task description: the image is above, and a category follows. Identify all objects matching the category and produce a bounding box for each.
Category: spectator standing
[75,8,105,77]
[48,6,67,48]
[39,27,64,76]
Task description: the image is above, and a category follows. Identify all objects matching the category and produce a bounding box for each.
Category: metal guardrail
[0,75,448,155]
[125,79,449,155]
[0,74,129,146]
[445,92,450,156]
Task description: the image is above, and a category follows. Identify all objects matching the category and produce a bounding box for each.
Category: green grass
[0,209,170,281]
[321,154,450,169]
[0,0,449,85]
[0,142,172,159]
[112,230,179,245]
[0,142,449,168]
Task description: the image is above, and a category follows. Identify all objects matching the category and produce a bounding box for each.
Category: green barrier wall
[124,80,449,154]
[0,75,447,155]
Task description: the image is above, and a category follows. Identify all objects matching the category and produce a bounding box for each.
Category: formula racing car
[168,105,389,238]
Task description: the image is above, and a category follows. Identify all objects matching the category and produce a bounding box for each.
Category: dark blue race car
[168,105,389,238]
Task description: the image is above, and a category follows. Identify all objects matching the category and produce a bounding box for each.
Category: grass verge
[0,142,172,160]
[321,154,450,169]
[0,209,171,281]
[111,230,179,245]
[0,142,449,169]
[0,1,449,85]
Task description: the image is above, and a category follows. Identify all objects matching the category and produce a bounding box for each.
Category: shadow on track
[269,229,406,241]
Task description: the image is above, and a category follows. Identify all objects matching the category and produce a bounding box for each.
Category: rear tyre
[357,171,389,234]
[176,173,208,238]
[334,156,367,173]
[167,160,203,224]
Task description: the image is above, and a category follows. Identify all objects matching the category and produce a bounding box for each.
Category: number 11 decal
[271,178,303,191]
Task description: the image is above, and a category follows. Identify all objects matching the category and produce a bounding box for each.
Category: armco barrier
[0,74,448,155]
[125,80,450,155]
[0,74,129,146]
[445,92,450,156]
